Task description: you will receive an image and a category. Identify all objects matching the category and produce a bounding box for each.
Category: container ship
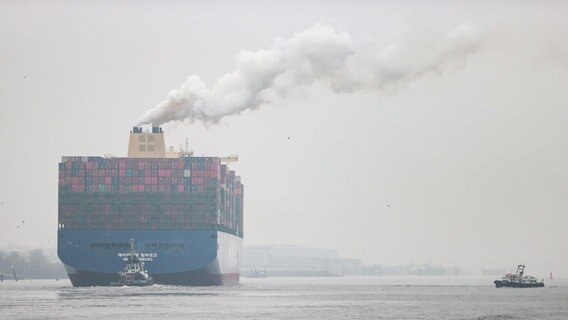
[57,127,243,286]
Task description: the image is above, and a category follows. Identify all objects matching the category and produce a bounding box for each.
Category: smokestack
[127,127,166,158]
[136,23,481,126]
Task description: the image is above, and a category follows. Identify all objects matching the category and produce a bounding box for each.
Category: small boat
[111,239,153,287]
[494,265,544,288]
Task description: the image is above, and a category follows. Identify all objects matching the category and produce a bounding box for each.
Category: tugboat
[494,265,544,288]
[111,239,153,287]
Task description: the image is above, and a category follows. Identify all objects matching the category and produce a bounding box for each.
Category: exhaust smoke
[137,24,481,126]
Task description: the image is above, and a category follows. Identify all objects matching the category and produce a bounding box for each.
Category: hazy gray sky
[1,1,567,276]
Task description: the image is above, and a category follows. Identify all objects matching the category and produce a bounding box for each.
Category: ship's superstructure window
[136,134,156,153]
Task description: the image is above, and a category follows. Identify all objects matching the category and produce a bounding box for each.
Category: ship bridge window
[139,135,146,142]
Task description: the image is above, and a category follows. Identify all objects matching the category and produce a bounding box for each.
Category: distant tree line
[0,249,67,280]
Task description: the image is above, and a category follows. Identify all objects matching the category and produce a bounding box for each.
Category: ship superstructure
[494,265,544,288]
[57,127,243,286]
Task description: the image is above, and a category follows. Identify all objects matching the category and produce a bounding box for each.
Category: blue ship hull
[58,229,242,287]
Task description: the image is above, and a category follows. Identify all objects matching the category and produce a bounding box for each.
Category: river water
[1,276,567,319]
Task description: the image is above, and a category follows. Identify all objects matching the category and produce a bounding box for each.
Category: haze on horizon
[1,1,567,277]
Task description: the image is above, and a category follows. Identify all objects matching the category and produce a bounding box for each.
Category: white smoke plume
[137,24,481,126]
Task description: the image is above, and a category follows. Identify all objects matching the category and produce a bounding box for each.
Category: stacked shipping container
[58,156,244,236]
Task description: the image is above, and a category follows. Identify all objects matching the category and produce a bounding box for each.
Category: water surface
[1,276,567,319]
